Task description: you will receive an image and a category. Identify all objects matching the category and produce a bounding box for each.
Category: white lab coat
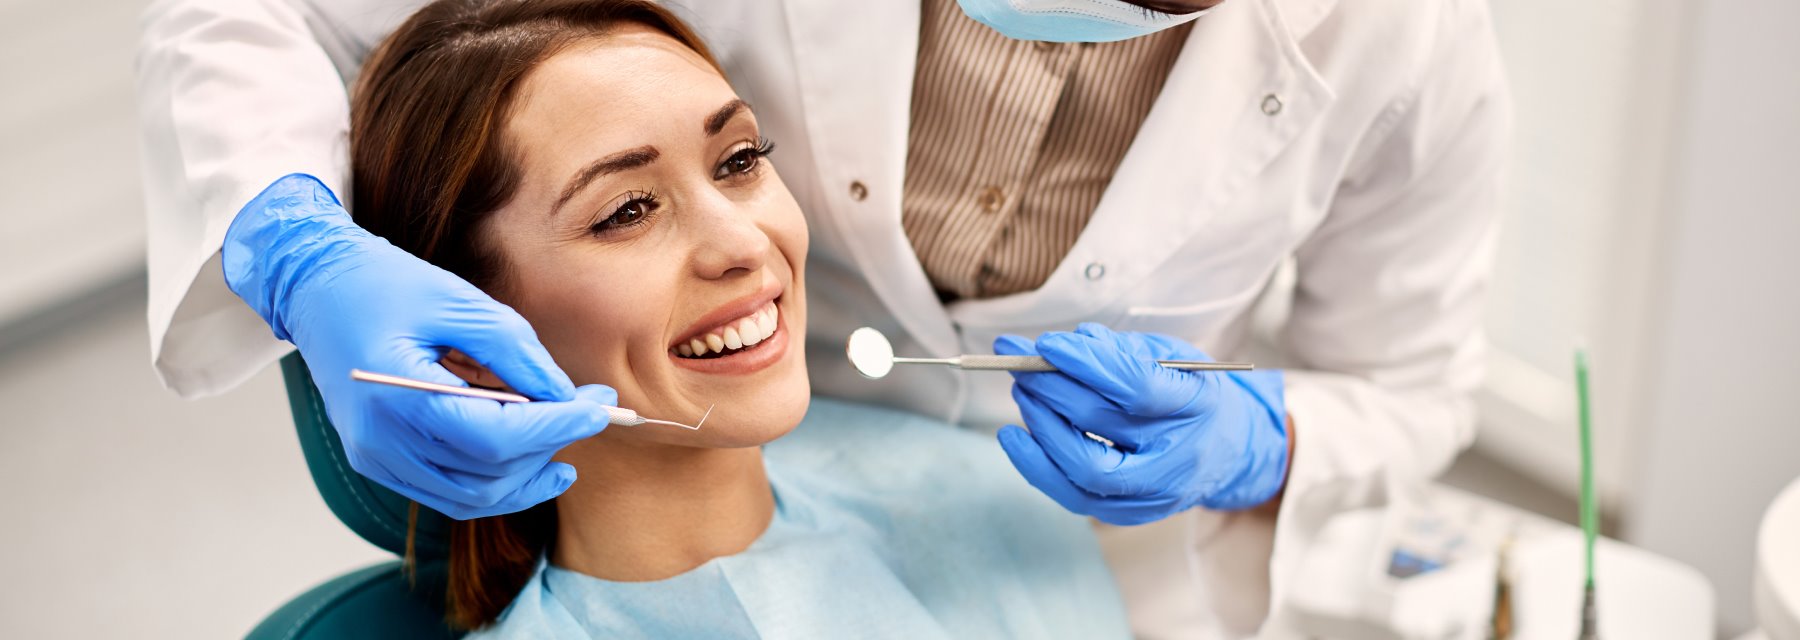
[135,0,1509,636]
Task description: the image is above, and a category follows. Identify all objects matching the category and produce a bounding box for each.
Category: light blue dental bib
[470,399,1129,639]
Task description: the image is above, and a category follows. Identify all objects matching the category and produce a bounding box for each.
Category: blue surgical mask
[955,0,1211,43]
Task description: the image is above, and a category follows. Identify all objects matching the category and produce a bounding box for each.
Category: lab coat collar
[1271,0,1339,40]
[947,0,1336,328]
[778,0,963,356]
[778,0,1335,349]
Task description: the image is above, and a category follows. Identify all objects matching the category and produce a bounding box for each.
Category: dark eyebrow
[549,100,749,217]
[551,146,659,217]
[704,99,750,137]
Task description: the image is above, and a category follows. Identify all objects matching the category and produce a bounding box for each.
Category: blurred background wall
[1615,0,1800,633]
[1477,0,1800,632]
[0,0,1794,636]
[0,0,148,332]
[0,1,391,638]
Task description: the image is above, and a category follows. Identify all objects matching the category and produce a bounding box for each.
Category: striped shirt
[902,0,1194,301]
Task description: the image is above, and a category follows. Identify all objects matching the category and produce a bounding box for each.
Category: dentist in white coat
[135,0,1508,635]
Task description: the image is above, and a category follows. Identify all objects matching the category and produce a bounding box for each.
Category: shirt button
[848,180,869,201]
[1084,262,1105,281]
[976,186,1005,213]
[1261,93,1283,116]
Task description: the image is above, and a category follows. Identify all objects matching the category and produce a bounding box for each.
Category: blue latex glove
[223,174,614,519]
[994,323,1289,525]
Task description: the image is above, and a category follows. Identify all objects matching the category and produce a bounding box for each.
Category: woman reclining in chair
[346,0,1127,636]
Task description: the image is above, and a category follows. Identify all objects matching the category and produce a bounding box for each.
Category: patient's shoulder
[768,398,1019,499]
[763,397,1086,553]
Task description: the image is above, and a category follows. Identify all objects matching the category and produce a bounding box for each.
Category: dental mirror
[847,326,896,379]
[844,326,1255,380]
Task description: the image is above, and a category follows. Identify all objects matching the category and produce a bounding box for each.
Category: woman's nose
[688,199,772,280]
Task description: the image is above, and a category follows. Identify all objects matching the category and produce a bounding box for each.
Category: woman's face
[476,26,809,449]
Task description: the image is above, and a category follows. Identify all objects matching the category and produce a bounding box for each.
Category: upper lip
[669,280,783,350]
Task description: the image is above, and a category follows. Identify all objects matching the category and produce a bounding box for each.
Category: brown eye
[714,138,775,180]
[717,148,760,178]
[590,193,658,235]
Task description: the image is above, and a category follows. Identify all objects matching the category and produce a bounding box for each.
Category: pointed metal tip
[692,404,715,430]
[640,418,702,431]
[630,403,713,431]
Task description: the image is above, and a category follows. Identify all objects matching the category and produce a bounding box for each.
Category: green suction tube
[1576,348,1598,639]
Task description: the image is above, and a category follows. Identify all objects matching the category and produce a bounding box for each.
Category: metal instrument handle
[950,355,1253,372]
[956,355,1059,371]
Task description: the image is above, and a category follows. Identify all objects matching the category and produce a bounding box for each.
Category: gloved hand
[994,323,1289,525]
[223,174,614,519]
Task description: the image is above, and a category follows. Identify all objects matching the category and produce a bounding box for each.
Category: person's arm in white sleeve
[1268,0,1511,596]
[134,0,623,520]
[135,0,399,398]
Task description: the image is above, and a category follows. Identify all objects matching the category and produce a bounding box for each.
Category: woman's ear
[441,349,513,392]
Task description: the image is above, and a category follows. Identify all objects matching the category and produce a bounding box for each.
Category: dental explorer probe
[348,369,711,430]
[845,327,1254,380]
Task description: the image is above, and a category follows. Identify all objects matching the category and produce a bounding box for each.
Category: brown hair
[349,0,721,629]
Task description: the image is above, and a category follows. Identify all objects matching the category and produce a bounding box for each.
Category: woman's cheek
[764,199,808,264]
[514,270,630,380]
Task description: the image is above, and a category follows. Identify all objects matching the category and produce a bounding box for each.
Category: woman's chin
[604,382,810,449]
[694,390,810,448]
[658,330,810,448]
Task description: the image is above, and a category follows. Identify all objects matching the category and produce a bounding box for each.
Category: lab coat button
[1084,262,1105,281]
[849,180,869,201]
[1261,93,1283,116]
[977,186,1005,213]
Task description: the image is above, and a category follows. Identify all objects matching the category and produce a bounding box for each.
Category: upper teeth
[676,301,779,358]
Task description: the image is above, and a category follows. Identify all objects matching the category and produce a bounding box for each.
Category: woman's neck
[549,438,772,582]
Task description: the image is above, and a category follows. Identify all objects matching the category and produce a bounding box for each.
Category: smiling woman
[348,0,1128,636]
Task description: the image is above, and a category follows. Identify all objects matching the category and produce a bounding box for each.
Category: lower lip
[668,307,790,375]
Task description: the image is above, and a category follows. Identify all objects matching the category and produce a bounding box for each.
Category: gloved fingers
[399,462,576,520]
[993,334,1039,357]
[1043,325,1210,419]
[350,445,496,516]
[1009,371,1146,447]
[997,425,1101,518]
[504,383,616,445]
[419,384,613,467]
[1071,322,1206,360]
[355,466,478,521]
[355,440,577,519]
[995,334,1054,391]
[998,425,1187,526]
[1006,328,1181,446]
[1037,324,1159,408]
[428,297,577,402]
[468,461,580,518]
[382,352,484,391]
[432,461,579,519]
[419,437,558,480]
[1014,385,1135,496]
[1128,331,1213,362]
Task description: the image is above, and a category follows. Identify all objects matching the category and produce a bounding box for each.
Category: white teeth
[675,301,783,358]
[756,308,776,336]
[738,317,763,346]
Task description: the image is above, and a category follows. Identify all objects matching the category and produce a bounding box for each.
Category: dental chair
[246,353,463,639]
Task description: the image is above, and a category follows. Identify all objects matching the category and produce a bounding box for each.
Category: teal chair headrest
[280,353,452,560]
[253,353,462,639]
